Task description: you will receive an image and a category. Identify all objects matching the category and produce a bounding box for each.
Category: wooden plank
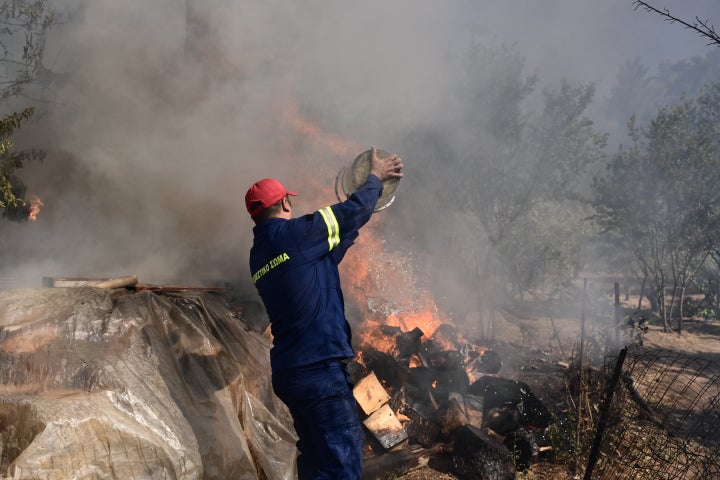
[439,396,468,436]
[95,275,138,289]
[465,394,484,429]
[353,371,390,416]
[43,276,226,292]
[43,277,108,287]
[131,284,227,292]
[363,404,408,450]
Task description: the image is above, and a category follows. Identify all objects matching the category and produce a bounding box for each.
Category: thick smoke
[1,0,716,291]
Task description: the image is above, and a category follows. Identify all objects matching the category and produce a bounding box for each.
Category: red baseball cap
[245,178,297,216]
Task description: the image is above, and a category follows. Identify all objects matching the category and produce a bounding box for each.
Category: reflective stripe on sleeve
[319,206,340,251]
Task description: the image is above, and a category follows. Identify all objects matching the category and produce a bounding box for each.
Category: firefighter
[245,146,403,479]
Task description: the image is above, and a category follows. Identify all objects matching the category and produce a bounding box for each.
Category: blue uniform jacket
[250,174,383,371]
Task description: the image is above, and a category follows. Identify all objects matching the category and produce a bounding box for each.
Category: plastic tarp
[242,391,297,480]
[0,287,297,480]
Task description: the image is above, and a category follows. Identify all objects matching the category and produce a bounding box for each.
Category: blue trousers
[272,359,364,480]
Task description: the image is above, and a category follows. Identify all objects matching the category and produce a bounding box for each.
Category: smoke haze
[2,0,718,292]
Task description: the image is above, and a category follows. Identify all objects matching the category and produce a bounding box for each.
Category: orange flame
[285,102,450,359]
[28,195,43,221]
[343,232,448,356]
[282,99,362,157]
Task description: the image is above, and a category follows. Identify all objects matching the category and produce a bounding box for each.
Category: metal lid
[335,148,400,212]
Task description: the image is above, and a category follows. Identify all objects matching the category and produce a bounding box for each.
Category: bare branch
[633,1,720,47]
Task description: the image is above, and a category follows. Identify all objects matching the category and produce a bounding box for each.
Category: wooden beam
[353,372,390,416]
[363,404,408,450]
[95,275,139,289]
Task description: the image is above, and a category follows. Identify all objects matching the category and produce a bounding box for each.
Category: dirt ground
[391,292,720,480]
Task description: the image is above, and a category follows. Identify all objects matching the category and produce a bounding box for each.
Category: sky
[2,0,719,290]
[465,1,719,96]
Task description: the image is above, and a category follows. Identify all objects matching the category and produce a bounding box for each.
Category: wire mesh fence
[587,348,720,479]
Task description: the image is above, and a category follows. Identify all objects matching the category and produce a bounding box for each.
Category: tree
[633,1,720,47]
[0,0,57,222]
[594,85,720,332]
[397,41,608,340]
[0,106,45,221]
[457,72,606,295]
[604,50,720,150]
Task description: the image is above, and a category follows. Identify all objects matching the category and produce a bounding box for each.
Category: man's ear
[281,196,292,212]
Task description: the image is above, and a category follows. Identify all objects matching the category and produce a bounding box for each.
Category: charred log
[400,383,438,420]
[419,341,461,368]
[503,428,539,471]
[396,401,442,447]
[468,349,503,374]
[451,425,515,480]
[434,361,470,400]
[379,325,402,336]
[361,444,444,480]
[363,347,409,390]
[407,366,436,392]
[468,377,551,429]
[395,327,424,358]
[484,406,522,435]
[431,323,460,349]
[348,359,369,385]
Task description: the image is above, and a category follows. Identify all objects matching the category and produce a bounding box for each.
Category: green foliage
[0,106,46,221]
[594,84,720,329]
[0,0,56,101]
[396,42,609,308]
[605,50,720,143]
[503,199,597,295]
[0,0,57,222]
[456,69,606,297]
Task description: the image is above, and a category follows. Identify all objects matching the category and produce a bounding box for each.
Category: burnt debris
[348,322,554,479]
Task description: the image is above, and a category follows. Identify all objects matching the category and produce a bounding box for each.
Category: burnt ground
[391,292,720,480]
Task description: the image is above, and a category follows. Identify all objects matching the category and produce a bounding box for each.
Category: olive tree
[0,0,56,222]
[395,42,607,339]
[594,85,720,332]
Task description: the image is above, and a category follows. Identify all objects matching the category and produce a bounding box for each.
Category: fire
[342,231,448,356]
[284,101,450,358]
[282,99,361,157]
[28,195,44,221]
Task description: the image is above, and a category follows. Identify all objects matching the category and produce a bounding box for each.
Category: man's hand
[369,146,404,182]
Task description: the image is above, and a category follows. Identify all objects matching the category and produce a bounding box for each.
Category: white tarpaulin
[0,287,296,480]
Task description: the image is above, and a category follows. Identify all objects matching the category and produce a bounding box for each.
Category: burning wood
[351,321,554,478]
[363,404,408,450]
[395,327,423,359]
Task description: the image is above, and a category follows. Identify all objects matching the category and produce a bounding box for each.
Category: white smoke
[2,0,716,289]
